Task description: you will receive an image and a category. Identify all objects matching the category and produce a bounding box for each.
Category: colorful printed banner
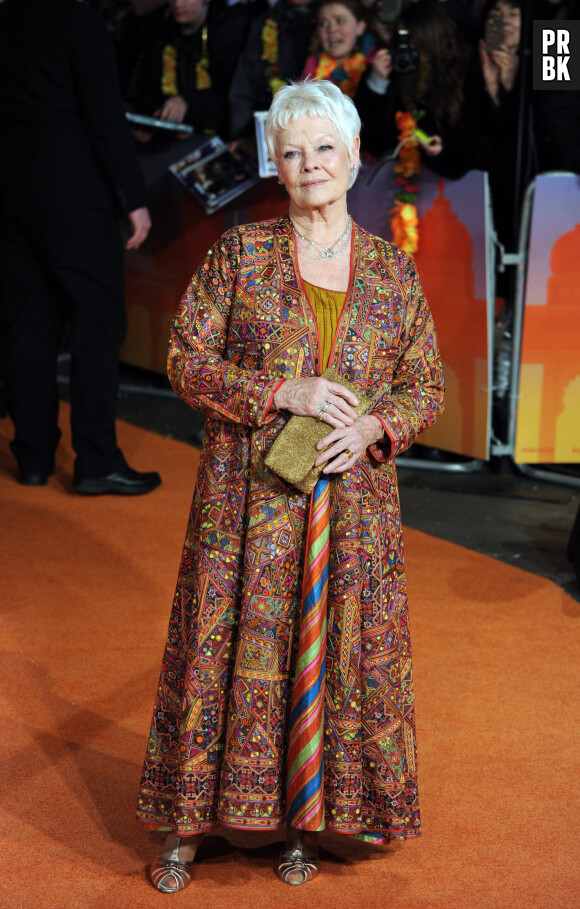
[514,173,580,464]
[350,164,493,461]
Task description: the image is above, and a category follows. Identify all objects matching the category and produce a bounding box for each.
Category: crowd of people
[106,0,578,239]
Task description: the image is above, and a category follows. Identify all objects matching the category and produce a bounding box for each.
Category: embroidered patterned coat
[137,215,444,841]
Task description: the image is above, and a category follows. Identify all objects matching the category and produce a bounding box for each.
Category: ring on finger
[343,448,354,459]
[317,401,331,420]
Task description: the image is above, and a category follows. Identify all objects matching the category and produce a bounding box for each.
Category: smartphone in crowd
[485,12,505,53]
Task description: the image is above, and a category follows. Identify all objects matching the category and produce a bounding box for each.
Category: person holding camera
[478,0,520,108]
[355,0,487,179]
[475,0,522,258]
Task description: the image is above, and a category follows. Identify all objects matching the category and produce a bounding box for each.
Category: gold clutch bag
[264,367,373,494]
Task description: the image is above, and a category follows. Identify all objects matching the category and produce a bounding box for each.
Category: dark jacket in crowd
[115,3,170,101]
[228,1,316,139]
[355,59,493,181]
[134,1,251,138]
[0,0,146,216]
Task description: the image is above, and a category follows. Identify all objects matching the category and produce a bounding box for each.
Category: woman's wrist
[360,413,385,446]
[273,379,292,411]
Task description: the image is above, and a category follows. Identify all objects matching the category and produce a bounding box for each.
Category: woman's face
[169,0,208,26]
[317,4,366,64]
[491,1,521,52]
[275,115,359,212]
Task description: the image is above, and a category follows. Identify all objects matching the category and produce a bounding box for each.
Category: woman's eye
[283,151,297,159]
[319,145,332,152]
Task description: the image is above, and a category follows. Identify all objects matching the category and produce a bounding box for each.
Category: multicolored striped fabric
[286,474,331,831]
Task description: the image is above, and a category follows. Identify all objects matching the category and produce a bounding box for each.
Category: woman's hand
[422,135,443,157]
[274,377,359,428]
[490,44,519,94]
[479,38,500,105]
[314,414,385,473]
[155,94,188,123]
[371,48,392,80]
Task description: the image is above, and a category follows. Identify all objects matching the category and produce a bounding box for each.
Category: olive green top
[303,280,347,372]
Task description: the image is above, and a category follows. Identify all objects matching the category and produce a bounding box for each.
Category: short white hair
[265,79,362,188]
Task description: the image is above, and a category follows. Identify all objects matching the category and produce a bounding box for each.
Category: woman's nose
[302,152,318,171]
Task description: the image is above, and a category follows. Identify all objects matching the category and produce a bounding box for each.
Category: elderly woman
[137,79,444,892]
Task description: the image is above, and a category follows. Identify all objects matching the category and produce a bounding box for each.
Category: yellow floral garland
[196,26,211,90]
[161,27,212,97]
[262,18,285,97]
[161,45,178,96]
[390,111,421,255]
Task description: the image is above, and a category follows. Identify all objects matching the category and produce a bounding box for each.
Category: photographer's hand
[479,38,500,106]
[491,45,519,94]
[372,48,392,80]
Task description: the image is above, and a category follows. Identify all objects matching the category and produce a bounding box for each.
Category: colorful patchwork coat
[137,215,444,841]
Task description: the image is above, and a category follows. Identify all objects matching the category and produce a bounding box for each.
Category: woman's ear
[357,20,366,37]
[352,135,360,165]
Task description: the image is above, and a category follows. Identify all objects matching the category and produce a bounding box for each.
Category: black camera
[390,28,419,75]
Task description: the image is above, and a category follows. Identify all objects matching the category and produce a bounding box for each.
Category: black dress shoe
[19,470,50,486]
[73,465,161,496]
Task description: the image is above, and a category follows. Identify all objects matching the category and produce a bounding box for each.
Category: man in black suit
[0,0,161,494]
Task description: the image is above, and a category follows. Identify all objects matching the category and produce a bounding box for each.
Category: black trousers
[0,209,127,479]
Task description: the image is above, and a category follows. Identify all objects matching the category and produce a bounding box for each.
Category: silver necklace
[292,216,351,260]
[296,226,351,261]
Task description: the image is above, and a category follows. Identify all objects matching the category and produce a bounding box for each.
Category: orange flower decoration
[390,111,421,255]
[313,51,368,97]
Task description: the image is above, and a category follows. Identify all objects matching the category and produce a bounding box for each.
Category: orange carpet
[1,408,579,909]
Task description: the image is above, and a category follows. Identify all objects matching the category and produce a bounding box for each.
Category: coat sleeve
[168,232,285,427]
[369,251,444,460]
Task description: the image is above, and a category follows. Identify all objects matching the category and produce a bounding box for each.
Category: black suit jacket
[0,0,146,216]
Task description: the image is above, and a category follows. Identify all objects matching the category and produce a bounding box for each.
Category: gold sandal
[277,841,320,885]
[150,834,200,893]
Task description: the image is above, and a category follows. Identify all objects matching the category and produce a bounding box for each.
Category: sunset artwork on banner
[350,164,493,461]
[515,174,580,465]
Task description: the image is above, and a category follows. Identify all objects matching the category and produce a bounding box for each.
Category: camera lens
[392,48,418,74]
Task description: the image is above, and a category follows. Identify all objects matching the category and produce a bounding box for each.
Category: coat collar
[272,213,364,376]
